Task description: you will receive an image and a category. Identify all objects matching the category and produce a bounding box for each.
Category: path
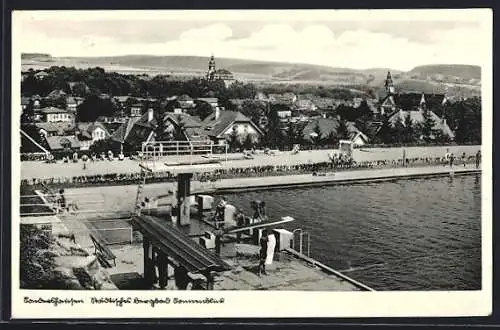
[20,145,481,180]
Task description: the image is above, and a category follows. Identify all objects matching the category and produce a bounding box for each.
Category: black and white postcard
[11,9,492,319]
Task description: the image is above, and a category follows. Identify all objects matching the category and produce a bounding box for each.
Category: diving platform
[139,161,223,174]
[133,214,231,289]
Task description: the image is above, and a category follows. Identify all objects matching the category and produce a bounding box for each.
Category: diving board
[140,162,223,174]
[133,214,231,274]
[224,216,295,234]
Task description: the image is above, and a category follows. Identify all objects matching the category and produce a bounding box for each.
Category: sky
[14,10,490,71]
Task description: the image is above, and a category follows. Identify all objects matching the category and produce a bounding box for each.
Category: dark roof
[133,215,231,274]
[178,94,193,101]
[47,89,67,98]
[76,122,109,139]
[381,93,446,111]
[302,117,362,142]
[35,122,76,134]
[39,106,70,114]
[46,135,80,150]
[165,113,202,128]
[202,111,262,138]
[110,112,157,144]
[114,96,130,103]
[164,113,208,142]
[196,98,218,104]
[388,109,454,139]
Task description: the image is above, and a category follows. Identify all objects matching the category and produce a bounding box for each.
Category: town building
[35,122,76,138]
[205,54,235,87]
[202,109,264,146]
[177,95,195,109]
[130,103,143,117]
[196,98,219,109]
[76,122,110,150]
[21,97,30,111]
[162,113,208,142]
[302,117,369,147]
[111,109,158,152]
[47,89,67,100]
[34,71,49,80]
[45,135,81,153]
[37,107,75,123]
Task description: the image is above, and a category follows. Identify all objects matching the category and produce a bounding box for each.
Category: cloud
[179,23,233,41]
[17,18,486,71]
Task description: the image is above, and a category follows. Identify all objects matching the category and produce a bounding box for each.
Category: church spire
[384,71,395,95]
[207,54,216,81]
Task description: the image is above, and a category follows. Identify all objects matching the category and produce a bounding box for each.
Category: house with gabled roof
[46,136,81,152]
[47,89,67,100]
[21,97,30,110]
[37,107,74,123]
[110,109,157,151]
[34,71,49,80]
[76,122,110,150]
[387,109,454,141]
[177,95,195,109]
[202,109,264,146]
[302,117,369,147]
[35,122,76,138]
[162,113,209,142]
[196,98,219,109]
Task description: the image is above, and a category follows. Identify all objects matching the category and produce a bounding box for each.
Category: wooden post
[143,237,153,288]
[158,252,168,289]
[177,173,193,226]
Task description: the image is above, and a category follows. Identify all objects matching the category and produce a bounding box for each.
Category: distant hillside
[21,53,481,98]
[21,53,51,60]
[409,64,481,80]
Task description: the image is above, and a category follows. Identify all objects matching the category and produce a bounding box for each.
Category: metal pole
[299,232,303,254]
[307,233,311,257]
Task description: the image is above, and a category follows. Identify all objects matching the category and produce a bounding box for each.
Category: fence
[20,153,481,189]
[141,140,228,159]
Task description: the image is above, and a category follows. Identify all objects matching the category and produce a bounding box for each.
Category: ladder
[134,169,148,216]
[291,228,311,257]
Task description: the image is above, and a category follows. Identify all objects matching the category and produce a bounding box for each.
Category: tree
[228,126,240,151]
[241,100,266,125]
[242,134,254,150]
[173,115,186,141]
[165,100,181,113]
[77,94,116,122]
[336,118,350,141]
[71,82,90,97]
[421,110,437,142]
[193,100,213,121]
[20,225,56,289]
[311,122,323,146]
[356,100,372,119]
[402,112,416,143]
[21,99,35,124]
[391,115,406,143]
[89,138,119,154]
[264,108,284,149]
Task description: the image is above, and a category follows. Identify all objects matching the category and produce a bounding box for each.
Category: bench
[89,233,116,267]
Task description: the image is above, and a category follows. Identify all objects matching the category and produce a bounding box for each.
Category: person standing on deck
[476,150,481,169]
[444,149,451,167]
[461,152,467,167]
[449,153,455,168]
[58,189,67,213]
[258,229,269,276]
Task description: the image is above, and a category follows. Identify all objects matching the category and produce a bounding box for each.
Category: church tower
[206,54,216,81]
[384,71,395,94]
